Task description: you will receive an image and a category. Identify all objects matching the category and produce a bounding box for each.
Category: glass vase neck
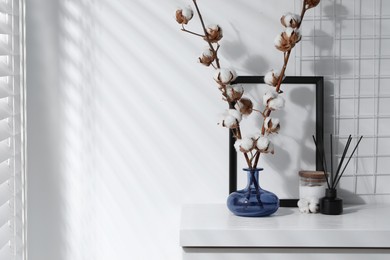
[243,168,263,189]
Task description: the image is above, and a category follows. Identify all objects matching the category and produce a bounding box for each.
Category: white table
[180,203,390,259]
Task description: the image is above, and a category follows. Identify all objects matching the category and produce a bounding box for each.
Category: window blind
[0,0,26,260]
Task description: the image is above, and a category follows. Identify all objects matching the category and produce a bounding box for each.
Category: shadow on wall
[221,23,270,75]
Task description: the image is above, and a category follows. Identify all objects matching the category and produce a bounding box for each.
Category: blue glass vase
[227,168,279,217]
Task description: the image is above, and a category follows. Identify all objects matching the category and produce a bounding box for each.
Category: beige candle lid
[299,170,327,179]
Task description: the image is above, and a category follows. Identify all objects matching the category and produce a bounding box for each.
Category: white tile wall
[295,0,390,196]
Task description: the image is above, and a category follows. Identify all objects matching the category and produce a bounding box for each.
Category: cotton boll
[271,118,280,129]
[298,198,309,208]
[234,140,242,152]
[226,85,244,101]
[220,108,242,129]
[228,109,242,122]
[181,7,193,20]
[275,28,302,52]
[175,7,193,24]
[214,68,237,85]
[239,137,255,152]
[235,98,253,116]
[274,34,283,48]
[263,90,278,105]
[256,136,273,154]
[264,70,282,87]
[204,24,223,43]
[309,201,319,213]
[298,198,310,213]
[281,12,301,28]
[199,48,215,66]
[222,115,238,129]
[256,136,270,151]
[264,117,280,133]
[268,96,285,110]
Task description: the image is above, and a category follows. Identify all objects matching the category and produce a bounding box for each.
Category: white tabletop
[180,203,390,248]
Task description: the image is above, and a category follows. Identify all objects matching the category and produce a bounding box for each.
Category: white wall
[26,0,300,259]
[26,0,390,259]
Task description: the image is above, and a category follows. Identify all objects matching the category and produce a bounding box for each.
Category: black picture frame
[229,76,324,207]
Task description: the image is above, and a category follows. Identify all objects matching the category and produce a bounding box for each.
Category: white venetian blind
[0,0,25,260]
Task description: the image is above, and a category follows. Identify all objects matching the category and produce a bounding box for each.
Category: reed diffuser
[313,134,363,215]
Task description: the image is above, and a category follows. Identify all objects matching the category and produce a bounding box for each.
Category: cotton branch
[253,0,310,169]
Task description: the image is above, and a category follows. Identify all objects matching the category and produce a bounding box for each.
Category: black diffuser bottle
[320,188,343,215]
[313,134,363,216]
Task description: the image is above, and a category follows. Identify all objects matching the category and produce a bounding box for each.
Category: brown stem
[192,0,221,68]
[275,50,291,93]
[181,27,205,38]
[253,151,261,169]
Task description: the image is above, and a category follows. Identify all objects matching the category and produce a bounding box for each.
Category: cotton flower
[199,48,216,66]
[308,198,320,213]
[263,90,278,106]
[221,109,242,129]
[214,68,237,85]
[268,96,285,110]
[235,137,255,153]
[226,85,244,101]
[280,12,301,28]
[263,89,285,110]
[298,198,310,213]
[235,98,253,116]
[264,69,284,87]
[274,27,301,52]
[264,117,280,134]
[304,0,321,9]
[175,7,193,25]
[204,24,223,43]
[263,90,285,110]
[256,136,274,154]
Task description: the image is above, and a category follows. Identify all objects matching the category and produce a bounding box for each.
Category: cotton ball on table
[308,198,320,213]
[297,198,310,213]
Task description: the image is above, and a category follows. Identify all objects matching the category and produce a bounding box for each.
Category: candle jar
[298,171,327,213]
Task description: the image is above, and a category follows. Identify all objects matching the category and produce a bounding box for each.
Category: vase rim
[243,168,264,172]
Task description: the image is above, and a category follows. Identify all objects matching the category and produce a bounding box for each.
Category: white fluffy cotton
[309,198,320,213]
[226,85,243,99]
[264,117,280,130]
[264,70,280,86]
[223,115,238,128]
[228,109,242,122]
[274,34,283,47]
[283,12,301,26]
[285,27,294,37]
[238,137,255,152]
[181,7,193,20]
[268,96,285,110]
[234,140,242,152]
[214,68,237,84]
[207,24,219,31]
[221,109,242,128]
[263,90,278,105]
[202,47,213,57]
[256,136,270,151]
[298,198,320,213]
[297,198,309,213]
